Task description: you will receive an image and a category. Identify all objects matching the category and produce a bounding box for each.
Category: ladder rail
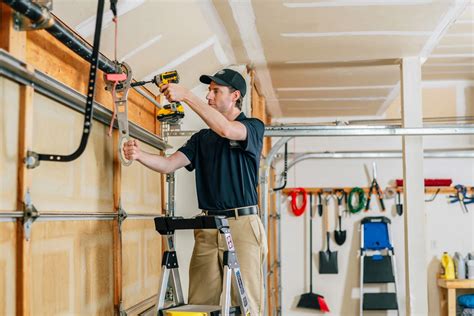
[359,217,399,315]
[386,219,400,316]
[359,222,365,316]
[156,268,170,314]
[170,268,185,306]
[154,216,251,316]
[221,266,232,316]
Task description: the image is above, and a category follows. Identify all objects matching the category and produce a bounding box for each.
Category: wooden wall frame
[0,4,164,315]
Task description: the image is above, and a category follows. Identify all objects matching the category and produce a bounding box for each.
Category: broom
[297,193,330,312]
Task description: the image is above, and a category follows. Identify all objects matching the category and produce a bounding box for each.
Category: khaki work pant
[188,214,268,316]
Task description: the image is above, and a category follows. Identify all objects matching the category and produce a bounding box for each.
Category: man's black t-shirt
[177,112,264,211]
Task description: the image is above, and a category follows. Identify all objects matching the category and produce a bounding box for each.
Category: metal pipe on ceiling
[166,124,474,138]
[4,0,117,73]
[166,121,474,137]
[272,149,474,161]
[273,116,474,127]
[348,116,474,126]
[264,124,474,137]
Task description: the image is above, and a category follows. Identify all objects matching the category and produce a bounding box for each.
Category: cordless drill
[131,70,185,123]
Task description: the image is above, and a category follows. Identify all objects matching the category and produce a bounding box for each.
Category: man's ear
[231,90,241,102]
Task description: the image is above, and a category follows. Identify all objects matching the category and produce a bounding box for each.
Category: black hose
[33,0,106,163]
[273,143,288,191]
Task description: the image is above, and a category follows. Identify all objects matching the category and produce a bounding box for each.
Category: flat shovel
[334,191,347,246]
[319,197,338,274]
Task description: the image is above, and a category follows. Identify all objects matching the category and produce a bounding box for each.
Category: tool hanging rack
[282,186,474,196]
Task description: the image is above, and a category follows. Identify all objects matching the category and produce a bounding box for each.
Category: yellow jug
[441,252,455,280]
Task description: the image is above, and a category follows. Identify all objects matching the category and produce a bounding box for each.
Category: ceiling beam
[278,97,386,101]
[377,82,400,116]
[275,58,400,69]
[142,36,221,81]
[420,0,471,61]
[198,0,236,66]
[227,0,282,116]
[75,0,145,38]
[281,31,431,37]
[276,85,395,91]
[283,0,433,8]
[120,34,162,62]
[376,0,470,117]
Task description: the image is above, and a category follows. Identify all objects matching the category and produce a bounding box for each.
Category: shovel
[319,195,338,274]
[317,192,323,217]
[334,191,347,246]
[396,192,403,216]
[297,193,330,312]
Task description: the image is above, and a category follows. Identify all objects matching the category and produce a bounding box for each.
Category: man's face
[206,81,240,113]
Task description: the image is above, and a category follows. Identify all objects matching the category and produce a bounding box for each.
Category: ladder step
[363,293,398,310]
[363,255,395,283]
[160,305,241,316]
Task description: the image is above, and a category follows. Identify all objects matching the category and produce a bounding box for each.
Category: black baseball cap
[199,68,247,97]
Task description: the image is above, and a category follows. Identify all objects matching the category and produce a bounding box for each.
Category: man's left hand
[160,83,187,102]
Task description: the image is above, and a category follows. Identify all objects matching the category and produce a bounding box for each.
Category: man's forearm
[184,93,227,131]
[183,93,245,140]
[137,151,172,174]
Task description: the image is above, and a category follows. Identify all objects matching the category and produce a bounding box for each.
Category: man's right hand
[123,139,141,161]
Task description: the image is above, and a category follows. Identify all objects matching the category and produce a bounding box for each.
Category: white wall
[278,147,473,316]
[275,82,474,316]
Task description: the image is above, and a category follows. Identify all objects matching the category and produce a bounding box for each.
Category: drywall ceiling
[51,0,473,119]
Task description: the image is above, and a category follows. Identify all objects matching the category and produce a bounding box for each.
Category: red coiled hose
[290,187,307,216]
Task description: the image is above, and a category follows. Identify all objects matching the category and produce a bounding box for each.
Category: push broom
[297,193,330,312]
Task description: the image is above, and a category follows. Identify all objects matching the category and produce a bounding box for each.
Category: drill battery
[157,102,185,123]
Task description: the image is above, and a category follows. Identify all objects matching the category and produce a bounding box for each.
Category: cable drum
[348,187,366,213]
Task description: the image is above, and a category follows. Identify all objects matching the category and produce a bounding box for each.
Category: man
[123,68,267,315]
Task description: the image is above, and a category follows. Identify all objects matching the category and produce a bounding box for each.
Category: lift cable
[27,0,108,168]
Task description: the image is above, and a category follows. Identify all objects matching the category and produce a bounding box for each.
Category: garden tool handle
[376,183,386,211]
[324,199,330,234]
[379,195,386,211]
[365,189,372,211]
[326,231,331,251]
[336,191,344,215]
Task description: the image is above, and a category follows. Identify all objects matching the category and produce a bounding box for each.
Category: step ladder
[154,216,251,316]
[359,216,399,315]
